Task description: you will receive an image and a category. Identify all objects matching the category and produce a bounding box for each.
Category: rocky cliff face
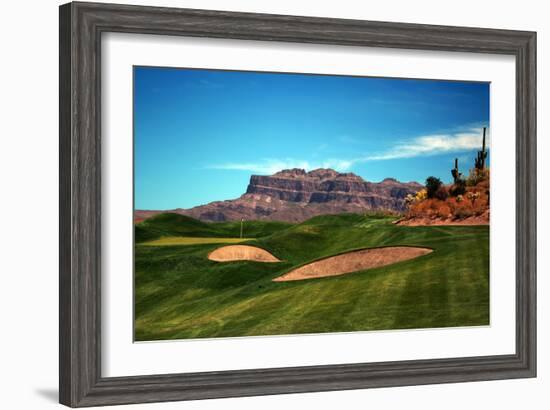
[135,168,423,223]
[246,169,416,207]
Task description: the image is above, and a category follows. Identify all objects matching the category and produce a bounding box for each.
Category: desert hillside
[399,167,489,226]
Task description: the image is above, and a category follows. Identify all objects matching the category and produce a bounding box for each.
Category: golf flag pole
[240,218,244,238]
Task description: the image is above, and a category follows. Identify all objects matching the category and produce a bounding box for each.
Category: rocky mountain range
[135,168,423,223]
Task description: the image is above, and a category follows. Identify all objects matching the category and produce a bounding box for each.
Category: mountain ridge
[135,168,422,223]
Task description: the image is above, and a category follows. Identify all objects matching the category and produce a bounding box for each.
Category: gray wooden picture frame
[59,1,537,407]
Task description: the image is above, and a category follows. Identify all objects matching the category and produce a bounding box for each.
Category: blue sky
[134,66,489,210]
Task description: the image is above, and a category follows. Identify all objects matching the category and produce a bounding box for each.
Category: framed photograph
[59,2,536,407]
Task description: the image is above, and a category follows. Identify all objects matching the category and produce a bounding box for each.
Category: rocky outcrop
[135,168,422,223]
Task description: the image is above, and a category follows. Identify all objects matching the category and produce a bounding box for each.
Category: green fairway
[135,213,489,341]
[135,213,292,243]
[141,237,255,246]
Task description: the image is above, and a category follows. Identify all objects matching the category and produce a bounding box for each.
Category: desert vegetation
[404,170,489,223]
[402,128,490,225]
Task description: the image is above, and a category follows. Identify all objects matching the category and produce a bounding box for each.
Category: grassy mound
[141,237,253,246]
[135,213,218,242]
[135,212,292,243]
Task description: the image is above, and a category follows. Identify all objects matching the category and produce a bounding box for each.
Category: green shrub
[425,176,442,199]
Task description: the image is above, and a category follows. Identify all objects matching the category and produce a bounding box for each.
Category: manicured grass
[135,213,489,341]
[135,213,292,243]
[141,237,255,246]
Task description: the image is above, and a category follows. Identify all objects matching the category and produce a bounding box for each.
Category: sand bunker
[208,245,281,263]
[273,246,432,282]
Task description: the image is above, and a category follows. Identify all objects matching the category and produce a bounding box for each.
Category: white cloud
[209,158,354,174]
[363,127,489,161]
[207,127,489,174]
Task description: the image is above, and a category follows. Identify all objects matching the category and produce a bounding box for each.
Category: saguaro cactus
[451,158,462,183]
[474,127,488,170]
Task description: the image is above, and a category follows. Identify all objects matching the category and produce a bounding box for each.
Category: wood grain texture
[59,1,537,407]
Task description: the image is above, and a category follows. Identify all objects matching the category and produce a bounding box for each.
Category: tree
[425,176,442,199]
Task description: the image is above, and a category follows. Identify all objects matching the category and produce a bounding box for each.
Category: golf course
[134,212,489,341]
